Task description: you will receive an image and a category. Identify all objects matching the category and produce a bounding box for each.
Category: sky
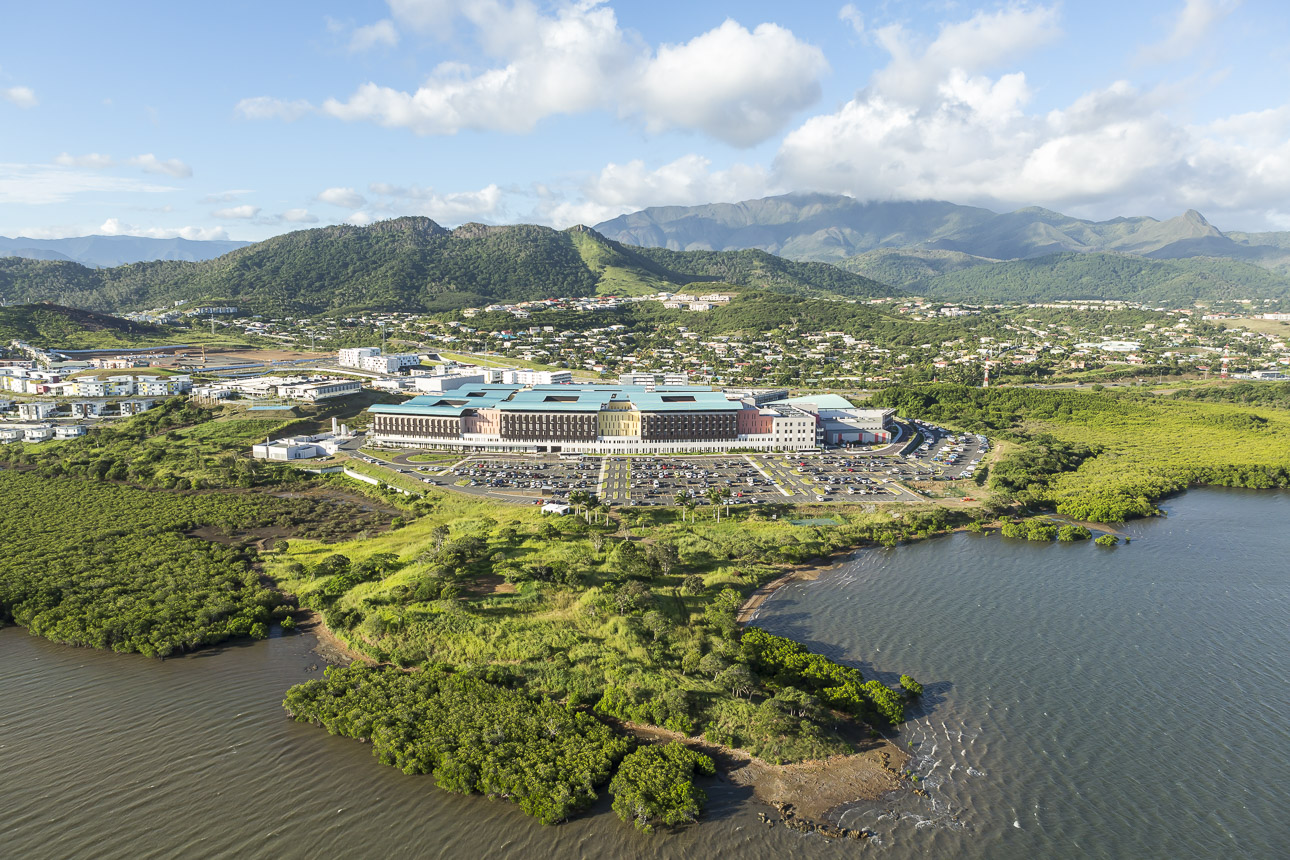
[3,0,1290,242]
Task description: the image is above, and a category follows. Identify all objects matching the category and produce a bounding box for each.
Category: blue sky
[2,0,1289,241]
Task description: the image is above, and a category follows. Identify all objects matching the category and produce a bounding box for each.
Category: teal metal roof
[368,383,741,417]
[370,387,520,417]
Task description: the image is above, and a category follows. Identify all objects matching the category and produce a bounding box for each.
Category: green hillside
[460,290,950,344]
[626,245,897,299]
[837,248,995,287]
[919,252,1290,304]
[0,303,169,349]
[0,218,898,315]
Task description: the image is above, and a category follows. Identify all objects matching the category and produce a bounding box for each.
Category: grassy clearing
[268,491,964,762]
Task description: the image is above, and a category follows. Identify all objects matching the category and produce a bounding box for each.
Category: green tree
[609,742,715,833]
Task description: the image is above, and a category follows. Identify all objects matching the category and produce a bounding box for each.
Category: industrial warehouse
[367,383,894,454]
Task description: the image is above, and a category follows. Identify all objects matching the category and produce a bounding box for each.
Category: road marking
[597,458,609,499]
[439,456,472,476]
[746,454,792,496]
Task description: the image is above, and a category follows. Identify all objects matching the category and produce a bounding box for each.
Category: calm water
[3,488,1288,859]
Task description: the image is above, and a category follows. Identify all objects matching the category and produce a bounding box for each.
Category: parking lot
[904,421,991,481]
[621,456,786,508]
[750,453,924,502]
[353,438,989,507]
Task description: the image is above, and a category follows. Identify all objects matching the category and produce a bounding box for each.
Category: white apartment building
[338,347,381,368]
[502,369,572,386]
[359,353,422,374]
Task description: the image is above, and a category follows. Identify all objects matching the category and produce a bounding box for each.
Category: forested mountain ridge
[593,192,1290,274]
[0,218,897,315]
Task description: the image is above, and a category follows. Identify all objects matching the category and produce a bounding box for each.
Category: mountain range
[2,194,1289,314]
[0,234,250,268]
[0,218,893,316]
[592,192,1290,271]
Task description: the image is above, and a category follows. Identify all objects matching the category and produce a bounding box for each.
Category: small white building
[23,425,54,443]
[17,401,57,420]
[119,399,156,416]
[276,378,363,402]
[54,425,87,439]
[251,431,345,461]
[70,400,108,418]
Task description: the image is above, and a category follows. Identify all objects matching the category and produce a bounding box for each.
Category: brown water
[0,627,820,859]
[4,487,1288,858]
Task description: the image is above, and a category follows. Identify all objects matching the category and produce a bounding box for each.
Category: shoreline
[617,720,910,826]
[296,610,368,665]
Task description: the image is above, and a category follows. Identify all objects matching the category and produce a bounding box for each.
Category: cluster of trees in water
[284,663,719,830]
[0,466,388,656]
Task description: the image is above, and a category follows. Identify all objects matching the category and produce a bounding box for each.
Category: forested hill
[0,218,897,316]
[0,303,168,348]
[916,253,1290,305]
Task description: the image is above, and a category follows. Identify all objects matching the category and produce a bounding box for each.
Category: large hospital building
[367,384,894,454]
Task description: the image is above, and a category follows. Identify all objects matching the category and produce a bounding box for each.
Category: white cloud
[212,204,260,219]
[281,208,319,223]
[538,154,775,226]
[129,153,193,178]
[2,86,37,108]
[630,21,828,146]
[838,4,864,37]
[54,152,115,169]
[1138,0,1240,65]
[345,210,376,226]
[368,182,505,223]
[317,186,367,208]
[869,5,1061,105]
[769,4,1290,226]
[261,2,827,146]
[99,217,229,241]
[0,163,177,205]
[321,2,630,135]
[350,18,399,51]
[235,96,312,121]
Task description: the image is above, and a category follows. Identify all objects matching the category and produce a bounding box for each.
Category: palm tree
[706,487,723,521]
[673,491,690,523]
[568,489,589,520]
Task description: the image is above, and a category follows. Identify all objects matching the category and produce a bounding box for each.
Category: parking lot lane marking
[440,456,472,476]
[745,454,792,497]
[597,457,609,499]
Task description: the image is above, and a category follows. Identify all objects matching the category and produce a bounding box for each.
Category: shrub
[609,742,715,833]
